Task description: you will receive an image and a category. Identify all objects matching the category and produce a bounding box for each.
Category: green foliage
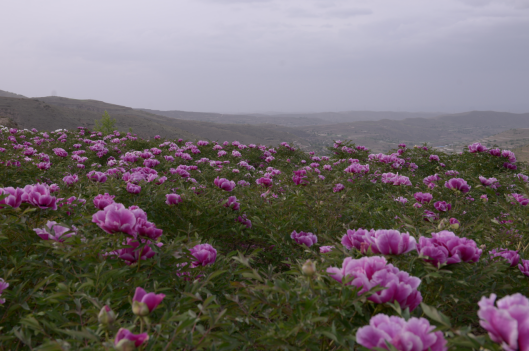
[93,111,116,135]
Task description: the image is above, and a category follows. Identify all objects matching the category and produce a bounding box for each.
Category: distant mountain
[0,89,27,99]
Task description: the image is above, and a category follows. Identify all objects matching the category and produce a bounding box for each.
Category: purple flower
[511,193,529,206]
[126,183,141,194]
[417,231,482,267]
[34,221,76,242]
[479,176,499,189]
[445,178,470,193]
[53,148,68,157]
[429,154,440,162]
[256,177,273,187]
[503,162,517,170]
[22,183,57,210]
[93,193,116,210]
[106,238,162,265]
[132,287,166,316]
[423,210,439,222]
[516,173,528,183]
[190,244,217,267]
[434,201,451,212]
[236,214,252,228]
[366,230,417,255]
[165,193,182,205]
[501,149,517,162]
[341,228,374,250]
[394,196,408,204]
[237,180,250,187]
[214,177,236,191]
[489,148,501,156]
[449,218,460,229]
[0,278,10,304]
[414,192,433,204]
[291,230,318,247]
[114,328,149,350]
[320,245,334,253]
[223,196,240,210]
[0,187,24,208]
[327,256,422,310]
[344,163,370,174]
[292,170,308,185]
[92,203,137,236]
[356,314,447,351]
[423,174,441,188]
[519,260,529,276]
[87,171,107,183]
[468,142,487,153]
[62,174,79,185]
[489,248,520,267]
[333,183,345,193]
[478,293,528,351]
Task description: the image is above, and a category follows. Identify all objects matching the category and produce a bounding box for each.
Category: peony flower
[394,196,408,204]
[423,174,441,188]
[0,278,9,304]
[445,178,470,193]
[429,155,440,162]
[479,176,499,189]
[414,192,433,204]
[236,214,252,228]
[223,196,240,211]
[291,231,318,247]
[190,244,217,267]
[478,293,528,351]
[319,245,334,253]
[256,177,273,187]
[333,183,345,193]
[366,230,417,255]
[87,171,107,183]
[417,231,482,267]
[34,221,76,242]
[423,210,438,221]
[518,260,529,276]
[489,248,520,267]
[292,170,308,185]
[53,148,68,157]
[93,193,116,210]
[165,193,182,205]
[107,238,162,265]
[434,201,451,212]
[132,287,166,316]
[341,228,374,251]
[126,183,141,194]
[62,174,79,185]
[356,314,447,351]
[0,187,24,208]
[511,193,529,206]
[449,218,460,229]
[214,177,236,191]
[468,142,487,153]
[327,256,422,310]
[22,183,57,210]
[92,203,137,236]
[114,328,149,350]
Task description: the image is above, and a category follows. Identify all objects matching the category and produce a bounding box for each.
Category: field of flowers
[0,125,528,350]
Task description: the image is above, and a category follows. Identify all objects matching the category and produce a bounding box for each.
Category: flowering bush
[0,126,526,350]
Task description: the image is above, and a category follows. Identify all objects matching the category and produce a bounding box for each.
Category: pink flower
[333,183,345,193]
[445,178,470,193]
[414,192,433,204]
[223,196,240,210]
[327,256,422,310]
[291,231,318,247]
[468,142,487,153]
[417,231,482,267]
[0,187,24,208]
[320,245,334,253]
[341,228,374,250]
[92,203,137,236]
[22,183,57,210]
[165,194,182,205]
[0,278,9,304]
[434,201,451,212]
[344,163,370,174]
[236,214,252,228]
[429,154,440,162]
[256,177,273,187]
[489,148,501,156]
[107,238,162,265]
[93,193,116,210]
[214,177,236,191]
[132,287,165,316]
[53,148,68,157]
[489,248,520,267]
[126,183,141,194]
[37,162,51,170]
[478,293,528,351]
[423,210,438,221]
[501,149,517,162]
[356,314,447,351]
[481,194,488,202]
[34,221,76,242]
[511,193,529,206]
[423,174,440,188]
[62,174,78,185]
[190,244,217,267]
[87,171,107,183]
[394,196,408,204]
[115,327,149,348]
[292,170,309,185]
[503,162,517,170]
[366,230,417,255]
[519,260,529,276]
[413,202,422,208]
[516,173,528,183]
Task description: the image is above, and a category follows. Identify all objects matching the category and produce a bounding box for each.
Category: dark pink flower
[501,150,517,162]
[429,155,440,162]
[223,196,240,210]
[333,183,345,193]
[344,163,370,174]
[87,171,107,183]
[62,174,78,185]
[214,177,235,191]
[468,142,487,153]
[519,260,528,276]
[132,287,166,316]
[423,210,438,222]
[327,256,422,310]
[356,314,447,351]
[291,230,318,247]
[236,214,252,228]
[135,218,163,240]
[115,327,149,348]
[320,245,334,253]
[165,193,182,205]
[292,170,308,185]
[366,230,417,255]
[511,193,529,206]
[33,221,76,242]
[22,183,57,210]
[434,201,451,212]
[0,278,9,304]
[190,244,217,267]
[489,148,501,156]
[417,231,482,267]
[414,192,433,204]
[478,293,528,351]
[503,162,517,170]
[107,238,162,265]
[126,183,141,194]
[489,248,519,267]
[93,193,116,210]
[256,177,273,187]
[92,203,137,236]
[0,187,24,208]
[445,178,470,193]
[423,174,441,188]
[53,148,68,157]
[341,228,374,250]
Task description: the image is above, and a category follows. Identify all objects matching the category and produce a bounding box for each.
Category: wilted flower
[132,287,165,316]
[394,196,408,204]
[291,231,318,247]
[327,256,422,310]
[449,218,460,229]
[489,248,519,267]
[365,229,417,255]
[356,314,447,351]
[34,221,76,242]
[106,238,162,265]
[478,293,528,351]
[214,177,236,191]
[423,210,438,222]
[434,201,451,212]
[417,231,482,267]
[445,178,470,193]
[93,193,116,210]
[302,260,316,276]
[114,328,149,350]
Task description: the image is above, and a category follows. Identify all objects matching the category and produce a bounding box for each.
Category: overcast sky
[1,0,528,113]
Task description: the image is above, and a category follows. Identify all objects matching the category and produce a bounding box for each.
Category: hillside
[0,89,27,99]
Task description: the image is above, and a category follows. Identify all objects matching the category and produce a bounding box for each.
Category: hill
[0,89,27,99]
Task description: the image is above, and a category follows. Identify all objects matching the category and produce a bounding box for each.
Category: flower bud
[302,260,316,276]
[98,305,116,325]
[132,300,150,316]
[115,338,136,351]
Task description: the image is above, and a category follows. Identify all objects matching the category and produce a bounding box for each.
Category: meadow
[0,125,527,350]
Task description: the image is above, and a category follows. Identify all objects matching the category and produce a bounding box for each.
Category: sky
[1,0,528,113]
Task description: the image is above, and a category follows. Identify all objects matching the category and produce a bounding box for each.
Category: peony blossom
[93,193,116,210]
[236,214,252,228]
[414,192,433,204]
[366,229,417,255]
[479,176,499,189]
[519,260,529,276]
[423,174,441,188]
[223,196,240,210]
[341,228,374,251]
[327,256,422,310]
[34,221,76,242]
[214,177,236,191]
[434,201,451,212]
[511,193,529,206]
[165,193,182,205]
[132,287,165,316]
[333,183,345,193]
[468,142,487,153]
[0,278,9,304]
[445,178,471,193]
[489,248,520,267]
[87,171,107,183]
[356,314,447,351]
[291,231,318,247]
[126,183,141,194]
[190,244,217,267]
[478,293,528,351]
[22,183,57,210]
[62,174,78,185]
[417,231,482,267]
[256,177,273,187]
[0,187,24,208]
[106,238,162,265]
[320,245,334,253]
[92,203,137,236]
[53,148,68,157]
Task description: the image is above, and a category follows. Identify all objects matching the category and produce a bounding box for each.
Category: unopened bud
[132,301,149,316]
[98,305,116,325]
[302,260,316,276]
